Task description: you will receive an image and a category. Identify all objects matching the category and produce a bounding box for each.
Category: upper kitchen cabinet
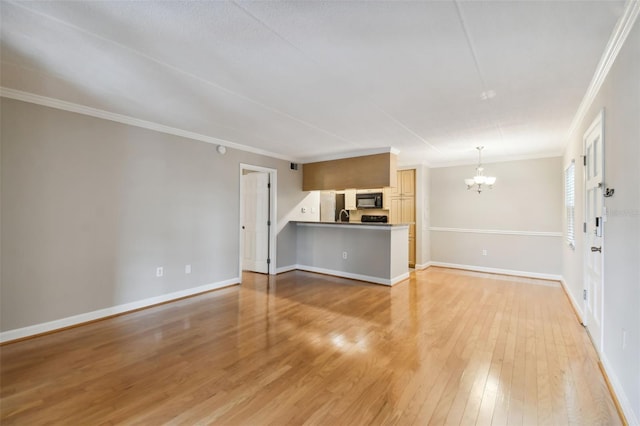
[302,153,397,191]
[389,169,416,268]
[391,169,415,196]
[344,189,356,210]
[400,169,415,196]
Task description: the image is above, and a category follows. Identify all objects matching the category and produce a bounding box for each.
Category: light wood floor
[1,267,621,425]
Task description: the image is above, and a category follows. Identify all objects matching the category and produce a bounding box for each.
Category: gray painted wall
[0,98,313,331]
[562,19,639,421]
[297,225,391,278]
[429,156,563,276]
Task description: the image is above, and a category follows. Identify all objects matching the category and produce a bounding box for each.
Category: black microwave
[356,192,383,209]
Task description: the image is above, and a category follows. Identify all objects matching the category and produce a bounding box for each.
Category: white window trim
[565,160,576,249]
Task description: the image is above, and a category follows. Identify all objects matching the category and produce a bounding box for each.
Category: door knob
[591,246,602,252]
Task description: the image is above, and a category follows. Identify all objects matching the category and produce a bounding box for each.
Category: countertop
[292,220,410,227]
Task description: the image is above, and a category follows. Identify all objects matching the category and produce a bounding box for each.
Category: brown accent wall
[302,153,397,191]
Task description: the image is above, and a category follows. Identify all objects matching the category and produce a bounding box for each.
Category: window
[565,161,576,249]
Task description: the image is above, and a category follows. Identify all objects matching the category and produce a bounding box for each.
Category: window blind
[565,161,576,248]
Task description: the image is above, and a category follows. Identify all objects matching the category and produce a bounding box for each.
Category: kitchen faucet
[338,209,349,222]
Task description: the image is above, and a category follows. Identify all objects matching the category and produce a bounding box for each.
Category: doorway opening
[239,164,277,281]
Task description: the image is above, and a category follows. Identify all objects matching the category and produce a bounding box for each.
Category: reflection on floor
[0,267,621,425]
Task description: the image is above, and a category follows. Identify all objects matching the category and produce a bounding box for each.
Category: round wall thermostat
[216,145,227,155]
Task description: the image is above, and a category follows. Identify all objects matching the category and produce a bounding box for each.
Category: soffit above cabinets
[302,153,397,191]
[0,1,628,166]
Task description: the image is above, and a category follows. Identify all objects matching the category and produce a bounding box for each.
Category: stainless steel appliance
[361,215,388,223]
[356,192,383,209]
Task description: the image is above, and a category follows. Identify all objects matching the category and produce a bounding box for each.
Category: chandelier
[464,146,496,194]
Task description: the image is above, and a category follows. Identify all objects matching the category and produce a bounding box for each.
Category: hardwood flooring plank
[491,283,520,426]
[0,268,622,425]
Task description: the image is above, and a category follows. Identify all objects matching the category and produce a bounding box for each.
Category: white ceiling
[0,1,628,166]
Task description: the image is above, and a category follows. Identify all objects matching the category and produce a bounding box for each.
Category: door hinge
[583,289,587,301]
[583,155,587,166]
[267,183,271,189]
[267,220,271,226]
[267,258,271,264]
[583,222,587,233]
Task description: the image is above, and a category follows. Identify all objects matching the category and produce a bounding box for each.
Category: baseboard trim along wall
[559,278,585,324]
[0,278,240,344]
[428,262,562,282]
[275,265,298,274]
[414,262,432,270]
[601,355,638,426]
[295,264,409,286]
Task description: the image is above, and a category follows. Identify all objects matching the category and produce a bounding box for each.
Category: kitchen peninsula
[293,221,409,286]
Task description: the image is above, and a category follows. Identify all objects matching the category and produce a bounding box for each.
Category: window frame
[565,160,576,249]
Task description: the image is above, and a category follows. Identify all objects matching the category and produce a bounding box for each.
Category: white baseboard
[390,272,410,285]
[559,277,585,324]
[414,261,432,270]
[428,262,562,282]
[275,265,298,274]
[0,278,240,344]
[295,264,408,286]
[601,354,639,426]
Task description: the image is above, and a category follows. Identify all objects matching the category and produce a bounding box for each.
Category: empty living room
[1,1,639,424]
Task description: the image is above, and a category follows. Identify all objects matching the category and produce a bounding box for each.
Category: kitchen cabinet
[400,169,415,196]
[389,169,416,267]
[389,197,401,222]
[389,181,401,197]
[303,153,397,191]
[382,187,391,210]
[344,189,357,211]
[392,169,415,197]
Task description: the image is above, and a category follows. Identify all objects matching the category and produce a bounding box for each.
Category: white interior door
[242,172,270,274]
[584,113,604,353]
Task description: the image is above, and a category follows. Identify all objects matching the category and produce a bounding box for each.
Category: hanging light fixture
[464,146,496,194]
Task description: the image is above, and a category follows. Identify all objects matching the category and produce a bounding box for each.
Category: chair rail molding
[429,227,562,237]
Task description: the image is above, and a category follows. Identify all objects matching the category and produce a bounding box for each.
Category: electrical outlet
[185,264,191,274]
[482,249,488,256]
[342,251,348,260]
[301,207,307,213]
[156,267,164,277]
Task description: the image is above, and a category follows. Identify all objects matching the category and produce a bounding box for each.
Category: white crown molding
[0,278,239,344]
[0,87,297,163]
[565,0,640,142]
[429,227,562,238]
[428,150,563,168]
[298,146,400,164]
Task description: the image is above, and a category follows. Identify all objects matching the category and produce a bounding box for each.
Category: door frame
[582,110,605,354]
[239,164,277,280]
